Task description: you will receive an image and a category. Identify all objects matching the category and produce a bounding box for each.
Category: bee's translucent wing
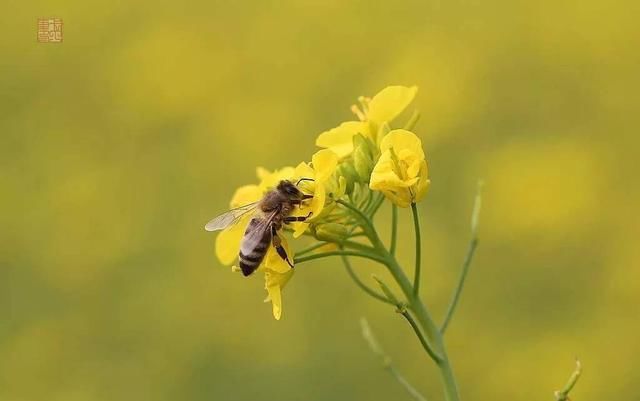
[240,210,277,255]
[204,201,260,232]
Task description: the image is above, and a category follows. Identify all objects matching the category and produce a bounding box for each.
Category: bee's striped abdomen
[238,218,272,277]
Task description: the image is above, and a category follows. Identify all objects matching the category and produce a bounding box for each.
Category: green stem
[348,232,367,239]
[384,252,460,401]
[411,203,422,297]
[361,317,429,401]
[399,308,442,363]
[296,242,330,257]
[341,255,394,305]
[366,221,460,401]
[294,250,386,265]
[555,359,582,401]
[368,193,386,217]
[440,238,478,334]
[342,239,375,253]
[338,195,460,401]
[390,204,398,255]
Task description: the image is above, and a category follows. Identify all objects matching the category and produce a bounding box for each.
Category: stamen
[357,96,370,113]
[351,104,366,121]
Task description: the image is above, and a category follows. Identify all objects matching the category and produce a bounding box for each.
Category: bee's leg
[271,225,294,268]
[283,212,312,224]
[290,195,314,205]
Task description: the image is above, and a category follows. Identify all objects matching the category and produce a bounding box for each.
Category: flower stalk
[390,204,398,255]
[411,202,422,297]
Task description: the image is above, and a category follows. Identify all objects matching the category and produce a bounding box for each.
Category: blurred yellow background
[1,1,639,400]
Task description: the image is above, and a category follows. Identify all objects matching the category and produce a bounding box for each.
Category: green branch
[294,249,386,265]
[341,255,394,305]
[376,243,460,401]
[342,239,375,253]
[440,181,482,334]
[296,242,331,257]
[554,359,582,401]
[440,238,477,334]
[360,317,429,401]
[398,306,443,364]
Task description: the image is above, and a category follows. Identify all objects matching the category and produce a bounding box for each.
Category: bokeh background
[2,0,639,400]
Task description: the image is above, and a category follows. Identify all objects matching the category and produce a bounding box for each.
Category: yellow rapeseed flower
[262,239,295,320]
[214,155,340,320]
[214,166,299,320]
[369,129,430,207]
[290,149,340,237]
[315,85,418,158]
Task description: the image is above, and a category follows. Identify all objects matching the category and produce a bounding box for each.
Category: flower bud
[353,134,376,182]
[314,223,349,243]
[337,162,358,194]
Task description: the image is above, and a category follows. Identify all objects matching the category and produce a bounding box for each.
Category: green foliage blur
[1,1,638,400]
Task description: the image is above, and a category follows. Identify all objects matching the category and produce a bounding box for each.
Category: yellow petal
[406,158,423,179]
[370,169,411,190]
[292,183,325,238]
[384,189,412,208]
[263,237,294,274]
[265,267,295,291]
[259,166,295,190]
[369,152,407,189]
[292,222,307,238]
[311,149,338,182]
[367,86,418,126]
[370,143,424,208]
[294,161,315,181]
[229,184,263,207]
[264,268,295,320]
[309,181,326,219]
[316,121,370,158]
[414,162,430,202]
[256,167,271,181]
[266,284,282,320]
[215,214,251,265]
[380,129,424,158]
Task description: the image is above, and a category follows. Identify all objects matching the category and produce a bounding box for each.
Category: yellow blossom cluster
[210,85,430,319]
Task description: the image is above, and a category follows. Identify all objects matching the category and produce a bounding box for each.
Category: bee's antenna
[296,178,315,186]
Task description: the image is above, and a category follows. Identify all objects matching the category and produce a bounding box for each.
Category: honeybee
[205,179,313,276]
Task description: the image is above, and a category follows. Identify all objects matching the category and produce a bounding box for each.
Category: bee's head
[277,180,303,198]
